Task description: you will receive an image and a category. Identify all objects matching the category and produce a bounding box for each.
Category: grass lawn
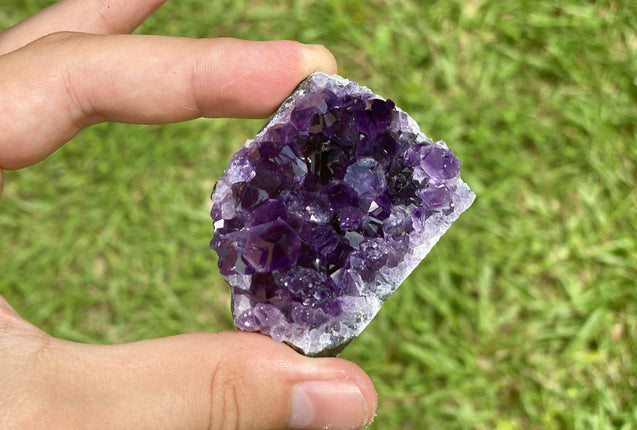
[1,0,636,428]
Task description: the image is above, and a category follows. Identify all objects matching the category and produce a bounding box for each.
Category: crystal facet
[211,72,475,356]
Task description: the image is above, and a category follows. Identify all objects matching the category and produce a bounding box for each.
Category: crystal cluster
[211,72,475,356]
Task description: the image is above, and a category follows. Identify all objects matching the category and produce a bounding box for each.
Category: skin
[0,1,378,429]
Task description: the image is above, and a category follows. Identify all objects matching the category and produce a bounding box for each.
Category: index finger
[0,33,337,170]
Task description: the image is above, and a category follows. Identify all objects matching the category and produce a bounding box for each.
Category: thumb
[36,332,377,430]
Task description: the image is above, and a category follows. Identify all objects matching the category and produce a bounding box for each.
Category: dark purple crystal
[211,72,475,356]
[243,220,301,273]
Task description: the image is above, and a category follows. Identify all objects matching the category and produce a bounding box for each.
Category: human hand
[0,1,377,429]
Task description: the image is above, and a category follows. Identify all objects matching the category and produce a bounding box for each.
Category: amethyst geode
[211,71,475,356]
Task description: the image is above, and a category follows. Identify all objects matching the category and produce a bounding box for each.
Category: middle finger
[0,0,168,55]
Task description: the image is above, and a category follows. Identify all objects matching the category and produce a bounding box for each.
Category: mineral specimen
[211,71,475,356]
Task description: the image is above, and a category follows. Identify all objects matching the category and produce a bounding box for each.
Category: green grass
[1,0,636,428]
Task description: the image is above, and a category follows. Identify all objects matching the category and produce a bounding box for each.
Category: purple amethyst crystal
[211,71,475,356]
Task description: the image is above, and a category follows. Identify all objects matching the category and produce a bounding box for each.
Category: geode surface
[211,71,475,356]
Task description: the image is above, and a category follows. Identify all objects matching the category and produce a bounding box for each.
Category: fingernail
[289,380,371,430]
[301,44,338,75]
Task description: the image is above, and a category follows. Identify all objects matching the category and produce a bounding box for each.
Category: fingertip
[317,356,378,427]
[301,43,338,76]
[287,355,377,430]
[189,38,338,119]
[347,360,378,427]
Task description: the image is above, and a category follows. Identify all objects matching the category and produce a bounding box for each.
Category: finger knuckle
[209,356,244,430]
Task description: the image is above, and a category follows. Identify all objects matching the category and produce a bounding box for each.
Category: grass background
[1,0,636,428]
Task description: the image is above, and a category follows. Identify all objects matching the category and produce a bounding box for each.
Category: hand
[0,2,377,429]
